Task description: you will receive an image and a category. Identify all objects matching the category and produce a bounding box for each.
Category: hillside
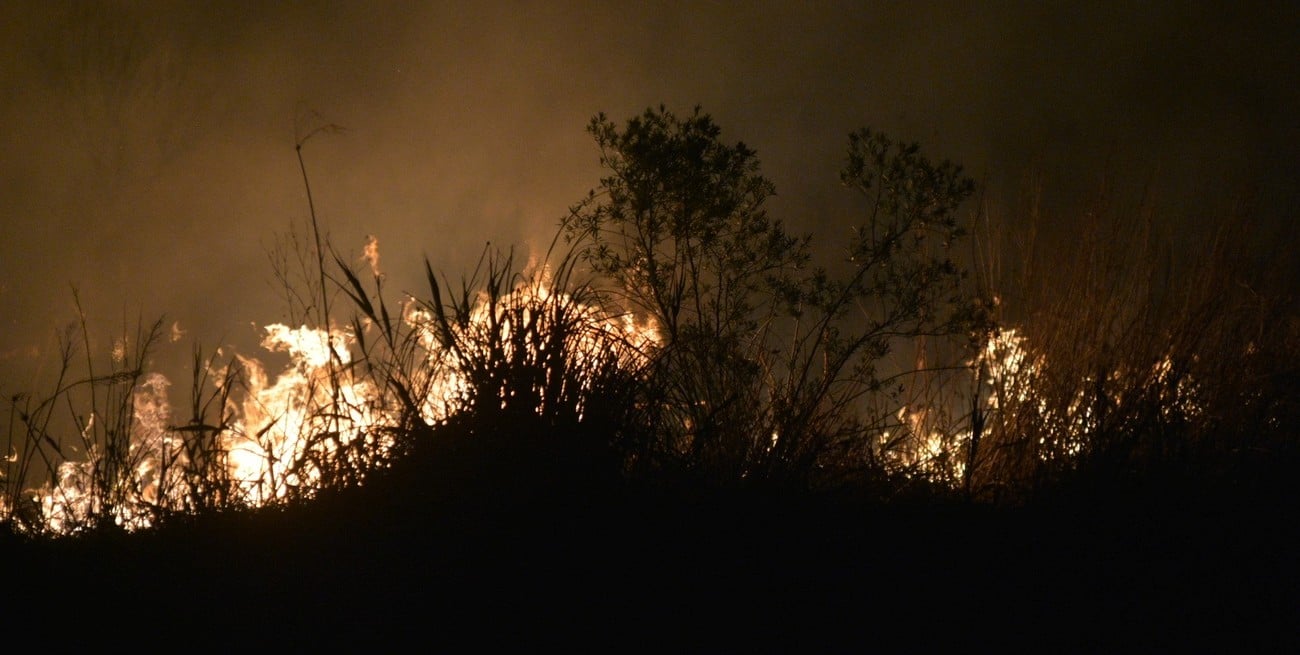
[5,424,1295,652]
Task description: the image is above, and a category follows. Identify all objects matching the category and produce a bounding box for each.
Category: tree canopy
[564,105,985,489]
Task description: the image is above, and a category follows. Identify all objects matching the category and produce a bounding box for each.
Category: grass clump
[1,106,1296,538]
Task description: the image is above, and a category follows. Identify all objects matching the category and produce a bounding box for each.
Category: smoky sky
[2,1,1297,391]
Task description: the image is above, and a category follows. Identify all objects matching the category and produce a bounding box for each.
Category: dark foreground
[4,444,1296,652]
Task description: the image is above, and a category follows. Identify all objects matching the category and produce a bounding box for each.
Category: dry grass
[3,127,1296,537]
[966,184,1299,503]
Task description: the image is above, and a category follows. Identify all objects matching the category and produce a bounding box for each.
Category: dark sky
[2,1,1297,391]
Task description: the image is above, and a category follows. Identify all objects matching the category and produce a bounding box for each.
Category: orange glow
[12,265,660,535]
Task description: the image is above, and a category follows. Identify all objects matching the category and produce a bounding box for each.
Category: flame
[361,235,382,279]
[219,322,394,505]
[10,282,1211,531]
[9,268,660,535]
[879,327,1205,486]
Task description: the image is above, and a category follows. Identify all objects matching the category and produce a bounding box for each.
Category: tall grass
[0,297,248,533]
[333,234,655,491]
[2,158,1295,538]
[967,186,1299,503]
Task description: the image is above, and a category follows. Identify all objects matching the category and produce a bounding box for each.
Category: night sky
[2,2,1297,392]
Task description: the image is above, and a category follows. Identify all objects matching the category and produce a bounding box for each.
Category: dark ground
[4,439,1296,652]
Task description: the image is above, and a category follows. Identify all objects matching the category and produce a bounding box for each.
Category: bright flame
[880,327,1205,487]
[219,322,393,505]
[361,235,382,279]
[10,269,660,535]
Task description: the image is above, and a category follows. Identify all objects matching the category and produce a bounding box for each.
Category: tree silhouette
[565,106,988,491]
[564,105,807,485]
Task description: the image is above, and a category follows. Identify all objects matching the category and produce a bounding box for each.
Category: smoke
[1,1,1296,393]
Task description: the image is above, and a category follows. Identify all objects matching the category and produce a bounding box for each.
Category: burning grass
[2,117,1296,540]
[2,130,1296,651]
[4,197,1293,539]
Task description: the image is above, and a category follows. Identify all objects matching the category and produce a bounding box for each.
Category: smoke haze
[2,1,1296,391]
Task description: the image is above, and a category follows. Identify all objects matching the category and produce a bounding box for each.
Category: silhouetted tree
[564,105,809,485]
[566,106,987,491]
[774,128,983,488]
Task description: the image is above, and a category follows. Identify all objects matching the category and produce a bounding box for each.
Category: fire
[220,323,394,505]
[5,259,660,535]
[4,271,1211,532]
[877,329,1032,480]
[879,327,1206,487]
